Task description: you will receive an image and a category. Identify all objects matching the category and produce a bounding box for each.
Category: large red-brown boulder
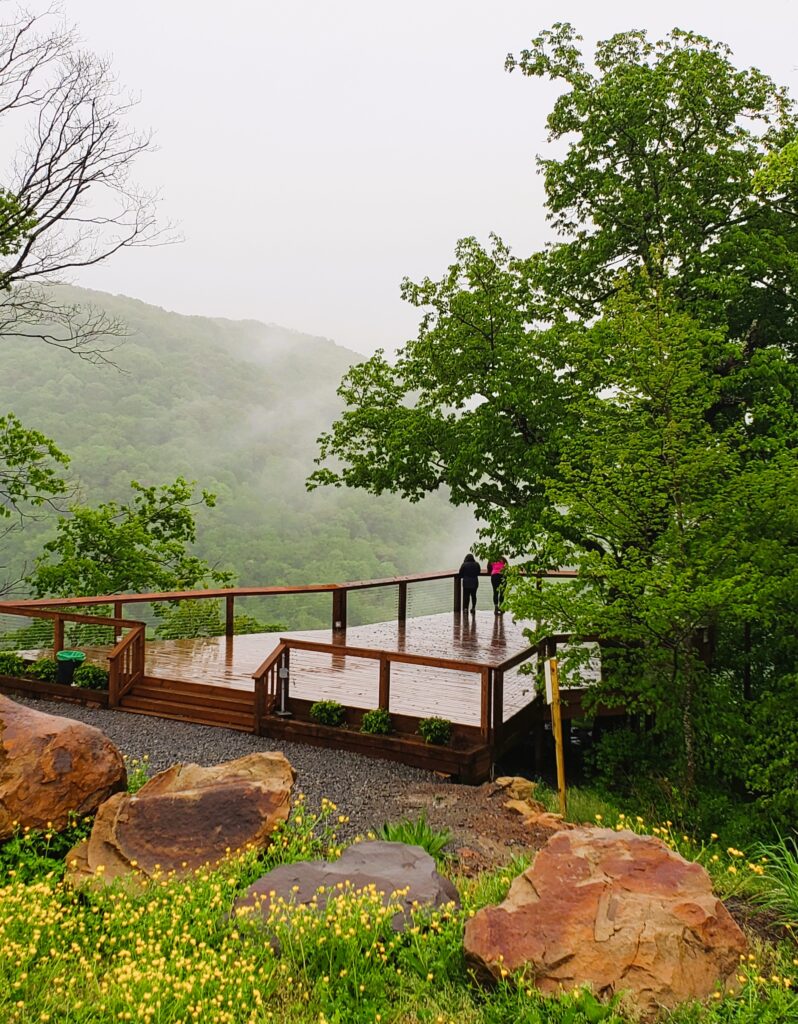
[0,695,126,840]
[465,828,747,1020]
[66,752,294,886]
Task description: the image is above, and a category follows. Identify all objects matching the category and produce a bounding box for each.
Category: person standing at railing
[488,556,509,615]
[458,553,481,613]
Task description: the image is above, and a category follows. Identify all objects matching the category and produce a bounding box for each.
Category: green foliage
[418,716,452,745]
[28,477,235,599]
[0,651,24,676]
[480,983,624,1024]
[309,699,346,727]
[375,814,452,864]
[0,814,92,885]
[25,657,58,682]
[72,662,109,691]
[753,834,798,928]
[124,755,151,794]
[152,598,286,640]
[360,707,392,735]
[0,412,68,521]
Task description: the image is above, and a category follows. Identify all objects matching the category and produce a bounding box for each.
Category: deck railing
[9,568,578,637]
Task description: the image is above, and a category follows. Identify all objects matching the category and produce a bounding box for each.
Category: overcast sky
[58,0,798,355]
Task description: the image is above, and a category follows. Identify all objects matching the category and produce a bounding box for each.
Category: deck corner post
[453,575,462,615]
[492,668,504,746]
[397,581,407,624]
[225,594,235,638]
[332,588,347,633]
[480,667,492,743]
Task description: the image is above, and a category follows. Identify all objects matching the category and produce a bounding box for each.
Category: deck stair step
[119,677,255,731]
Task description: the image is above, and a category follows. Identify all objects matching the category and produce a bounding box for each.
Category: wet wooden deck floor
[144,612,538,728]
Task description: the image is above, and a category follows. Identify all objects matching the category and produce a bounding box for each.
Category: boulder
[495,776,538,803]
[235,840,460,930]
[0,695,126,840]
[464,828,747,1020]
[66,752,294,886]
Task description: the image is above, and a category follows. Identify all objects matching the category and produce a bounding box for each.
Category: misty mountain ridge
[0,285,473,618]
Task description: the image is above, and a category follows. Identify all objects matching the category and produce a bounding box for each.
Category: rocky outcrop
[0,695,126,840]
[465,828,747,1020]
[235,840,460,930]
[66,752,294,885]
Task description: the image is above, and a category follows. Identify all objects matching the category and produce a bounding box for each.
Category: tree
[28,477,234,598]
[0,4,168,361]
[310,26,798,814]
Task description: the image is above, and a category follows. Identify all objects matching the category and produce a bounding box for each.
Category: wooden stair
[119,676,255,732]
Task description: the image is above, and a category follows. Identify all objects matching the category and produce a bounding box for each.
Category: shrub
[753,834,798,927]
[309,700,346,727]
[25,657,58,682]
[0,652,25,676]
[361,707,391,735]
[72,663,109,691]
[376,813,452,864]
[418,716,452,745]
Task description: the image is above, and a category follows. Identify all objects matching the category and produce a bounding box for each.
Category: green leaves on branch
[28,477,234,598]
[0,413,68,520]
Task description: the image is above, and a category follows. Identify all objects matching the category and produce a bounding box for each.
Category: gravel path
[13,697,440,838]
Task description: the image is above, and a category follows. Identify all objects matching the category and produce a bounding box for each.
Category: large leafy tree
[28,477,233,598]
[310,26,798,812]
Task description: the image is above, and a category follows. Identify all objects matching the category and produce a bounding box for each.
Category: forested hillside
[0,285,472,613]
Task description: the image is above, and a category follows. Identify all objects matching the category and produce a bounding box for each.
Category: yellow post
[548,657,567,817]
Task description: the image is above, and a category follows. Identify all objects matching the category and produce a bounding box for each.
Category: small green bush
[72,663,109,691]
[376,813,452,864]
[361,708,391,735]
[309,700,346,727]
[418,716,452,745]
[0,652,25,676]
[25,658,58,682]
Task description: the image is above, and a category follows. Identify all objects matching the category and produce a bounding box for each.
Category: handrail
[9,568,579,609]
[275,636,487,673]
[0,602,144,630]
[252,641,289,733]
[108,625,145,706]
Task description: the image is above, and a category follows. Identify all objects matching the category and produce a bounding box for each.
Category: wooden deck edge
[0,674,109,707]
[258,715,492,782]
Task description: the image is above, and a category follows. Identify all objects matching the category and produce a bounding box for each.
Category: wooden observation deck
[0,569,613,782]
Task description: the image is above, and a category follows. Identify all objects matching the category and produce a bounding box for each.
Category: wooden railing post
[226,594,235,638]
[378,655,391,711]
[53,615,64,656]
[332,588,347,633]
[254,675,266,735]
[397,581,407,625]
[492,668,504,746]
[453,575,462,615]
[480,667,492,742]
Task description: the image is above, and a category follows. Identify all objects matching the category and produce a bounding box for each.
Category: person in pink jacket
[488,556,508,614]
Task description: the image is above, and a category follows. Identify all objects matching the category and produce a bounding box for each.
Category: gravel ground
[12,696,440,838]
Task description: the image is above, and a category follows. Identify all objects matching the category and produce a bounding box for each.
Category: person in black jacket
[458,553,481,613]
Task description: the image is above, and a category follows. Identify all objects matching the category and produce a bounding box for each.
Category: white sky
[58,0,798,354]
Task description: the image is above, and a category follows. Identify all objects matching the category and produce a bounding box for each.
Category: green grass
[376,814,453,865]
[752,834,798,930]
